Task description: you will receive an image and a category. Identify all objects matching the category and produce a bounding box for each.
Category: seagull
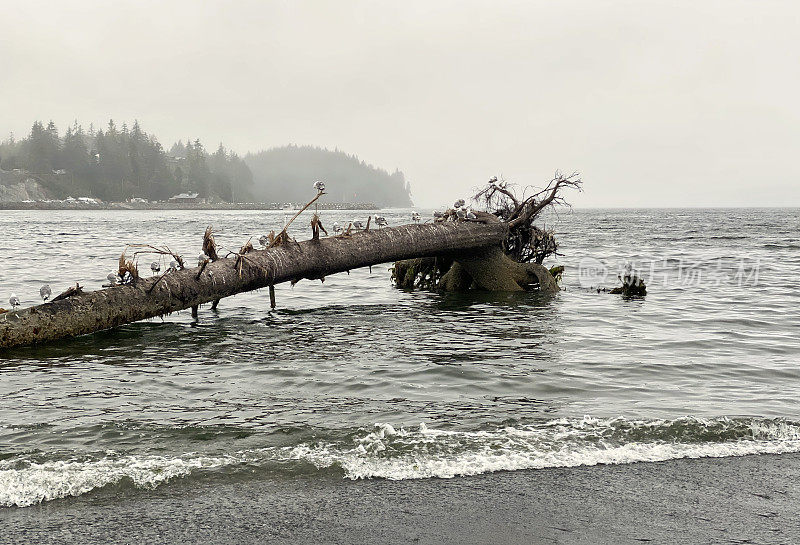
[433,211,444,219]
[313,180,326,192]
[333,222,341,234]
[122,271,133,284]
[40,284,51,302]
[352,220,364,230]
[169,260,179,272]
[107,272,118,285]
[489,176,498,185]
[258,234,269,247]
[456,208,466,220]
[375,215,388,228]
[454,199,466,209]
[466,210,477,220]
[411,212,421,223]
[9,294,20,309]
[150,261,160,275]
[198,253,208,267]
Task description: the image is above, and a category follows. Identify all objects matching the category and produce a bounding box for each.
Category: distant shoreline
[0,201,380,211]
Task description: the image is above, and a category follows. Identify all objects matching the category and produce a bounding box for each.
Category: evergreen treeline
[0,121,413,206]
[245,145,412,206]
[0,120,253,202]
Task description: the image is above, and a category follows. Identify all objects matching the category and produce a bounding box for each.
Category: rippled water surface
[1,208,799,507]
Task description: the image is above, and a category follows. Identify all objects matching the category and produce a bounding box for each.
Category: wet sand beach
[3,453,798,545]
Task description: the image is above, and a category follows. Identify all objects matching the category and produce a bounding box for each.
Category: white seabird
[150,261,160,275]
[454,199,466,209]
[9,294,20,309]
[352,220,364,230]
[169,260,179,272]
[313,180,326,192]
[375,215,388,228]
[40,284,51,302]
[258,235,269,247]
[198,253,208,267]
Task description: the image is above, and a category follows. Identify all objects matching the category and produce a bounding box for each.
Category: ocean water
[0,208,799,508]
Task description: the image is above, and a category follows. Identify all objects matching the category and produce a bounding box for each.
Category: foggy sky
[2,0,798,208]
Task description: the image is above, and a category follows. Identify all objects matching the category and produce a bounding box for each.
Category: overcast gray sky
[1,0,798,207]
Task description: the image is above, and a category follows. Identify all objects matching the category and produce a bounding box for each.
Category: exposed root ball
[393,174,580,294]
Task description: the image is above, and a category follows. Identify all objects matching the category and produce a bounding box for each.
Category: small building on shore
[168,192,200,203]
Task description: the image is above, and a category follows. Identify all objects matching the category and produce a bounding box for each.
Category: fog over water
[2,1,798,207]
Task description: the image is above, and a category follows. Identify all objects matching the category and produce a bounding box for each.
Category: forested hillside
[245,145,412,206]
[0,120,253,202]
[0,121,412,205]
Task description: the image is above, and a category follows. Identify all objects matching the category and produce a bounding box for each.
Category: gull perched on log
[411,212,421,223]
[198,253,208,267]
[9,294,20,309]
[352,220,364,230]
[375,215,388,228]
[454,199,466,209]
[107,273,118,285]
[333,222,341,234]
[258,235,269,248]
[313,180,326,193]
[40,284,51,302]
[150,261,160,275]
[169,260,179,272]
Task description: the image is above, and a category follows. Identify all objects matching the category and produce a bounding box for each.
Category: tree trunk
[1,222,509,350]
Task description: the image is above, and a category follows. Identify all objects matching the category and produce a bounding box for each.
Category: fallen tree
[0,222,511,349]
[0,173,580,350]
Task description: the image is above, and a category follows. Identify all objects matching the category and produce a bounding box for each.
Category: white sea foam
[3,417,800,508]
[281,418,800,480]
[0,454,234,508]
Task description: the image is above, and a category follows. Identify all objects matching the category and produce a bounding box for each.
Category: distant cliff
[245,145,413,207]
[0,170,54,202]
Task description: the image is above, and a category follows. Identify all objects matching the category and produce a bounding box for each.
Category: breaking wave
[3,416,800,508]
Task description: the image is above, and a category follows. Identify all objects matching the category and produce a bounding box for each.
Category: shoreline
[3,452,798,544]
[0,201,380,211]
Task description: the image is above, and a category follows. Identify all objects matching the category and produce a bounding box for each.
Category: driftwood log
[1,173,580,350]
[0,220,561,350]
